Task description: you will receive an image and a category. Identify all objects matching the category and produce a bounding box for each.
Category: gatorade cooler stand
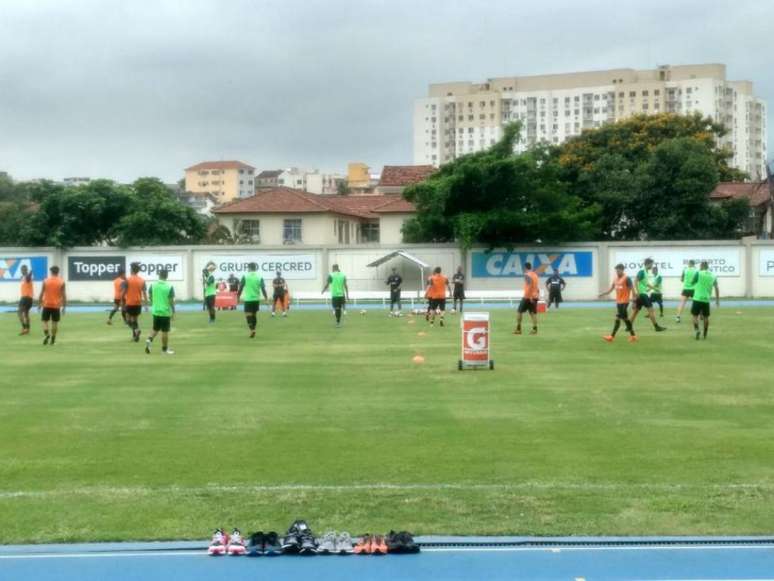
[459,312,494,371]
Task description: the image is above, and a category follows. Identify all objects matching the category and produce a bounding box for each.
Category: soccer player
[385,267,402,316]
[271,270,288,317]
[630,258,667,332]
[122,262,148,343]
[452,266,466,313]
[203,262,217,323]
[675,259,697,323]
[690,261,720,340]
[514,262,540,335]
[322,264,349,328]
[17,264,34,335]
[425,266,451,327]
[107,266,127,326]
[37,265,66,345]
[599,263,638,343]
[650,266,664,318]
[145,269,175,355]
[545,271,566,309]
[238,262,268,338]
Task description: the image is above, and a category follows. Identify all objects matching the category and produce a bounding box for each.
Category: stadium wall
[1,240,773,303]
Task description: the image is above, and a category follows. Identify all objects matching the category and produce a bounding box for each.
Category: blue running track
[2,537,774,580]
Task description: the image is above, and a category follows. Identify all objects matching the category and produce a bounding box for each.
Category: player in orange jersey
[599,263,638,343]
[17,264,34,335]
[514,262,540,335]
[38,265,66,345]
[424,266,452,327]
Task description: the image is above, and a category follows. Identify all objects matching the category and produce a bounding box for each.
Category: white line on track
[2,544,774,560]
[2,482,774,499]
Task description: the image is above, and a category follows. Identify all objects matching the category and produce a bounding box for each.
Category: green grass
[1,305,773,543]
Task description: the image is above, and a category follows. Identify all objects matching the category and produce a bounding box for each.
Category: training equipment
[459,312,494,371]
[412,355,425,364]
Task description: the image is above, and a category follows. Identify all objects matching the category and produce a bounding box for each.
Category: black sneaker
[299,531,317,555]
[263,531,283,556]
[282,520,310,554]
[655,325,667,332]
[248,531,265,556]
[43,335,50,345]
[386,530,420,554]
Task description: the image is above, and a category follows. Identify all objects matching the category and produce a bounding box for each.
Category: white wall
[2,241,774,303]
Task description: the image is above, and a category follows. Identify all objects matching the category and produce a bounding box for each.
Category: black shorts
[390,290,401,303]
[681,289,695,298]
[152,315,171,333]
[548,288,563,302]
[517,297,537,314]
[205,295,216,309]
[244,301,260,314]
[616,303,630,319]
[332,296,346,310]
[41,307,60,322]
[650,292,663,304]
[125,305,142,317]
[635,295,652,310]
[428,298,446,311]
[19,297,33,312]
[691,301,710,318]
[273,291,285,304]
[453,287,465,300]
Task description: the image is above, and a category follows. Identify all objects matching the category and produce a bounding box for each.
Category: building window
[239,219,260,242]
[283,219,302,244]
[337,219,350,244]
[360,221,380,243]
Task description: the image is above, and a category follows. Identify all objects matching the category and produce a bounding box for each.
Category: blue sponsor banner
[0,256,49,282]
[472,251,593,278]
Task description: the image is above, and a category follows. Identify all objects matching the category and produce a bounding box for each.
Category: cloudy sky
[0,0,771,182]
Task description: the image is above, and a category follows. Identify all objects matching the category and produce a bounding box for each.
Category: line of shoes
[208,520,419,556]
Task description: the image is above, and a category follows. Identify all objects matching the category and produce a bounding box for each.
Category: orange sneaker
[602,335,614,343]
[628,335,638,343]
[354,534,371,555]
[373,535,388,555]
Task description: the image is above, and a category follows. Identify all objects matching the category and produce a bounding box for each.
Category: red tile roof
[710,182,771,207]
[378,165,436,187]
[213,188,415,218]
[185,160,255,172]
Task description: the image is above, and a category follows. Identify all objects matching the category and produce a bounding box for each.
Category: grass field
[1,304,773,544]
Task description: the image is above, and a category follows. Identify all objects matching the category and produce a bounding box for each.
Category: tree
[554,113,749,239]
[113,178,206,246]
[402,123,598,248]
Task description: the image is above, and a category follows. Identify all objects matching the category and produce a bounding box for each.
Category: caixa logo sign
[0,256,48,282]
[472,251,593,278]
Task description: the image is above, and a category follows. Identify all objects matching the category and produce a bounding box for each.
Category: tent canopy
[366,250,430,269]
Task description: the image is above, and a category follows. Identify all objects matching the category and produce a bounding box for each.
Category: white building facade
[414,64,767,180]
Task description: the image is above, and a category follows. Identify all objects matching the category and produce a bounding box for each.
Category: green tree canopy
[402,123,598,248]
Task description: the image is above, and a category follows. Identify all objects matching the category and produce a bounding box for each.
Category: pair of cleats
[353,534,388,555]
[316,531,355,554]
[43,334,55,345]
[144,340,175,355]
[429,319,445,327]
[386,530,420,554]
[602,335,638,343]
[513,328,537,335]
[695,330,708,341]
[208,528,246,556]
[247,531,282,556]
[282,520,317,555]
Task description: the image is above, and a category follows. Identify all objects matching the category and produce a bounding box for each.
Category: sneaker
[282,312,288,318]
[106,320,112,326]
[247,531,265,556]
[386,530,420,554]
[529,328,538,335]
[655,325,667,332]
[299,532,317,555]
[372,535,388,555]
[695,330,701,341]
[145,340,151,354]
[602,335,614,343]
[281,531,301,554]
[228,529,247,556]
[675,315,681,323]
[317,531,337,554]
[336,532,354,554]
[43,335,50,345]
[354,534,371,555]
[513,329,522,335]
[164,349,175,355]
[439,319,445,327]
[263,531,283,556]
[208,529,227,556]
[628,335,638,343]
[249,331,256,339]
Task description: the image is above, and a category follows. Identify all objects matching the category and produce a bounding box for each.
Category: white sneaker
[271,312,276,317]
[282,312,287,317]
[165,349,175,355]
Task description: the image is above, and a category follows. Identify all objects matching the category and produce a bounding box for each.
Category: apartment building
[414,64,768,180]
[184,160,255,203]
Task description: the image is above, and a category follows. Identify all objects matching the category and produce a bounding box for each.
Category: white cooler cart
[458,312,494,371]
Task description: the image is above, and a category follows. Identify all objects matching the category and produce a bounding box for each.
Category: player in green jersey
[649,266,664,318]
[675,259,697,323]
[145,269,175,355]
[238,262,268,338]
[630,258,667,332]
[203,262,217,323]
[321,264,349,328]
[690,261,720,340]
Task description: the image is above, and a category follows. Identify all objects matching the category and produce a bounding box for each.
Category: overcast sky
[0,0,771,183]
